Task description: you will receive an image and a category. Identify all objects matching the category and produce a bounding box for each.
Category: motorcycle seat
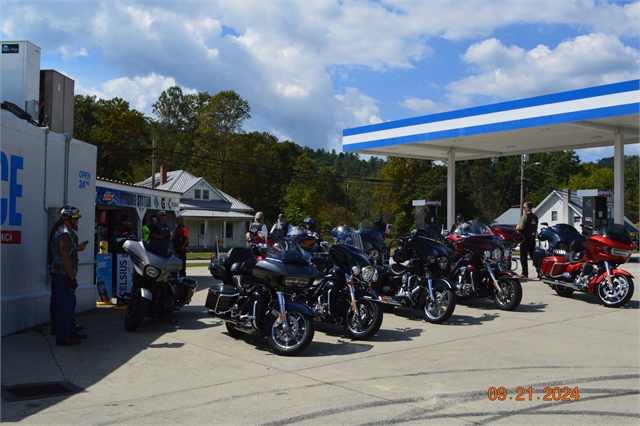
[389,263,407,276]
[232,274,256,296]
[230,260,256,275]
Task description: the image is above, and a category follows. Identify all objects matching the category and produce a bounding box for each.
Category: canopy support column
[447,148,456,232]
[613,130,625,224]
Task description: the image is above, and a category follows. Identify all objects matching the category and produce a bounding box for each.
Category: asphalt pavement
[2,259,639,425]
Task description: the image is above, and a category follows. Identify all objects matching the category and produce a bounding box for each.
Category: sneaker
[56,338,81,346]
[517,274,528,279]
[69,333,87,339]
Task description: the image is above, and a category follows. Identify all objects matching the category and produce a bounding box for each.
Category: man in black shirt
[516,202,538,278]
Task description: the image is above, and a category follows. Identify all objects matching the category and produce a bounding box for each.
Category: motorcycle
[491,223,524,270]
[357,219,389,265]
[537,223,635,308]
[446,220,523,311]
[286,226,323,253]
[122,238,198,332]
[298,225,385,340]
[207,233,317,356]
[372,225,457,324]
[533,222,587,275]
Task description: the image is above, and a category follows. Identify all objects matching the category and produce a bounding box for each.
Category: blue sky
[1,0,638,163]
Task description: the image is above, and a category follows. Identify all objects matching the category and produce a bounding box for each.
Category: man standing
[173,215,189,277]
[141,218,150,242]
[49,206,88,346]
[516,201,538,279]
[150,210,172,247]
[246,212,268,242]
[270,213,293,237]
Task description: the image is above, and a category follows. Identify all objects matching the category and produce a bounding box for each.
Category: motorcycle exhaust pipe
[539,277,580,291]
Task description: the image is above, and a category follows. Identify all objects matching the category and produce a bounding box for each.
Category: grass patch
[187,252,214,260]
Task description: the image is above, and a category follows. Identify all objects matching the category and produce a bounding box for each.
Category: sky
[1,0,639,163]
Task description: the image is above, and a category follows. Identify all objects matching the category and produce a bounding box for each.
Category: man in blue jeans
[49,206,89,346]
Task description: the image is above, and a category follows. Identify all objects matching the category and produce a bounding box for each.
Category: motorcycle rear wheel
[493,278,523,311]
[597,275,634,308]
[344,299,383,340]
[124,290,151,332]
[268,311,315,356]
[423,288,456,324]
[225,322,244,338]
[553,285,574,297]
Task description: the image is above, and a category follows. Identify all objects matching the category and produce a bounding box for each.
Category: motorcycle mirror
[320,241,329,249]
[541,222,549,227]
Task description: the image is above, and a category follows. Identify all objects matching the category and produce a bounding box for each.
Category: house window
[551,211,558,221]
[225,222,233,239]
[194,189,201,200]
[202,189,210,200]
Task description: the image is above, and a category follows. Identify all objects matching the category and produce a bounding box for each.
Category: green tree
[74,95,150,182]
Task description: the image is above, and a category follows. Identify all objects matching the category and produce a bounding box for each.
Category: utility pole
[151,139,156,189]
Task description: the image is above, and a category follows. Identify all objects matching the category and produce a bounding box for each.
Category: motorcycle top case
[540,256,569,277]
[205,283,240,313]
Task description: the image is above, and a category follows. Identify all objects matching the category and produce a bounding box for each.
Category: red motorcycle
[445,220,523,310]
[538,223,636,308]
[491,224,525,271]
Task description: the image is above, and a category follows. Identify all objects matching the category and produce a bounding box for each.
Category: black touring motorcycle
[301,225,385,340]
[373,226,457,324]
[207,234,317,356]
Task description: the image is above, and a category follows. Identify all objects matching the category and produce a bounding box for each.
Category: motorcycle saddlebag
[540,256,569,277]
[205,283,240,313]
[176,277,198,304]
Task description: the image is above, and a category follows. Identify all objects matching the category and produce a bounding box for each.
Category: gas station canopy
[342,79,639,229]
[342,80,639,161]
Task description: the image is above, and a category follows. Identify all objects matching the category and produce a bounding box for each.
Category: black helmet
[456,213,463,221]
[303,217,316,226]
[60,206,82,219]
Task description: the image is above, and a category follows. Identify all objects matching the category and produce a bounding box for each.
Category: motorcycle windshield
[286,226,307,239]
[456,220,494,237]
[331,225,366,252]
[265,239,311,264]
[597,223,633,244]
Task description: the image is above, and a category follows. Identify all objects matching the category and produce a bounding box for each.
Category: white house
[137,169,254,249]
[493,189,639,234]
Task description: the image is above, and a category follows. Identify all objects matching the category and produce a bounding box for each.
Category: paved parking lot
[2,262,639,425]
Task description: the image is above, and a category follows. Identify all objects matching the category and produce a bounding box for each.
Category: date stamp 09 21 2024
[487,386,580,401]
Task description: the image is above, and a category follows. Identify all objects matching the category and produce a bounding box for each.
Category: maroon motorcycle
[446,220,523,310]
[491,224,525,271]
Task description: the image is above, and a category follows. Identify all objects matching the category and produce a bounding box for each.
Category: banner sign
[96,253,113,302]
[96,186,179,210]
[116,252,134,305]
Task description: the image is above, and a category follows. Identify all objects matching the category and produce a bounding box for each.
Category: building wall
[1,113,97,336]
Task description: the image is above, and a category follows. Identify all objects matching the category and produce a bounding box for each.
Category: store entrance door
[198,221,206,247]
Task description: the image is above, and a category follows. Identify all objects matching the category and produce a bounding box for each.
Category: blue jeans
[51,275,77,341]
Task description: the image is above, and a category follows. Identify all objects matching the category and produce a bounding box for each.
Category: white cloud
[1,1,638,151]
[446,33,640,106]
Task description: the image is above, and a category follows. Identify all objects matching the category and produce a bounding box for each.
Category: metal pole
[151,139,156,189]
[520,154,524,217]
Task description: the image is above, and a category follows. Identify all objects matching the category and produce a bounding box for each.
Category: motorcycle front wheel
[423,288,456,324]
[344,299,383,340]
[493,278,523,311]
[124,290,151,332]
[268,311,315,356]
[597,274,634,308]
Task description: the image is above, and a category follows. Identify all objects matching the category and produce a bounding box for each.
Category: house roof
[180,209,254,220]
[136,170,253,212]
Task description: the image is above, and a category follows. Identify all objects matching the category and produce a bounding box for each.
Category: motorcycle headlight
[438,256,448,270]
[284,276,310,287]
[145,265,161,278]
[372,268,379,282]
[484,250,491,259]
[369,249,380,259]
[492,248,502,260]
[360,266,374,282]
[610,248,633,258]
[351,266,360,276]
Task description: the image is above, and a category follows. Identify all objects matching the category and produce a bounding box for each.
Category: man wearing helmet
[49,206,88,346]
[451,213,469,234]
